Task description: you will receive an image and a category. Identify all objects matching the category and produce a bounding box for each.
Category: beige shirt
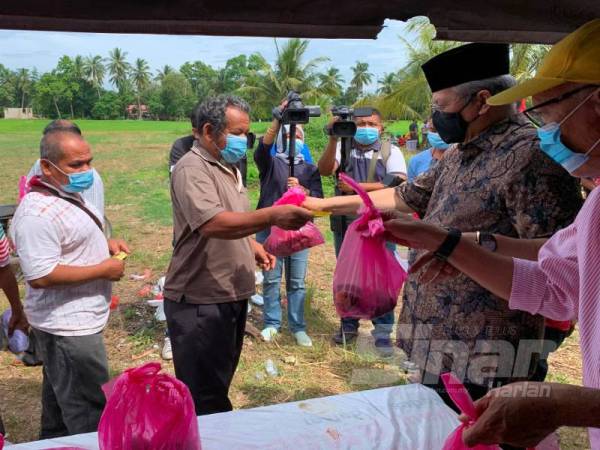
[164,142,255,304]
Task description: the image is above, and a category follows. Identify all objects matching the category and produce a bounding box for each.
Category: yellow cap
[488,19,600,106]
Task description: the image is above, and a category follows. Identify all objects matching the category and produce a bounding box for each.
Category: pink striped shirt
[511,186,600,449]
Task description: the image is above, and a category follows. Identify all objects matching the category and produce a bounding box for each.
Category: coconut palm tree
[510,44,550,82]
[107,48,131,93]
[350,61,373,97]
[375,17,461,119]
[14,68,32,108]
[241,38,329,111]
[318,67,344,98]
[155,65,174,82]
[131,58,151,119]
[377,72,400,96]
[83,55,105,98]
[72,55,86,81]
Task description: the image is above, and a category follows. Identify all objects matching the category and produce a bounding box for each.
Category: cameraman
[318,108,407,354]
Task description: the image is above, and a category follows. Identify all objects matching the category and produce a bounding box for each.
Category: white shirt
[335,142,408,176]
[10,191,112,336]
[27,160,105,221]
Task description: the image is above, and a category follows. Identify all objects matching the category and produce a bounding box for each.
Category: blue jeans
[332,216,396,340]
[257,229,309,333]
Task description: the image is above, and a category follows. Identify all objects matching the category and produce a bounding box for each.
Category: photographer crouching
[318,106,407,355]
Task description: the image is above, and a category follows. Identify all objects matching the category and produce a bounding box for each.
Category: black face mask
[431,95,476,144]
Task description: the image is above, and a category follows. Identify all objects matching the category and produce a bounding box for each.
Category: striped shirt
[511,186,600,449]
[0,223,10,268]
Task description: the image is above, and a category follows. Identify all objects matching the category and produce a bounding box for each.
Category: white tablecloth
[7,383,459,450]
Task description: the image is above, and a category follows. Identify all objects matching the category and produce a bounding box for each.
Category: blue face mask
[46,160,94,193]
[221,134,248,164]
[537,124,590,174]
[426,132,450,150]
[537,88,600,175]
[354,127,380,145]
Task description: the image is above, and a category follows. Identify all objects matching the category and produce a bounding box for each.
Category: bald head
[40,131,88,164]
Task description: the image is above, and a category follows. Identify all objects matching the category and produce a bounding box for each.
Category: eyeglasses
[431,93,475,114]
[523,84,597,127]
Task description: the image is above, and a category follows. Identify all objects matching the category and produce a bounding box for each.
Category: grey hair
[40,130,82,163]
[42,119,82,136]
[192,95,250,136]
[453,75,517,100]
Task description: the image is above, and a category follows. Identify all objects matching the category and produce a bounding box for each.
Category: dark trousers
[164,298,247,416]
[33,328,109,439]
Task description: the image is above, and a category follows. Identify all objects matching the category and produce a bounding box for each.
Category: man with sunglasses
[304,43,582,416]
[163,95,313,416]
[382,19,600,449]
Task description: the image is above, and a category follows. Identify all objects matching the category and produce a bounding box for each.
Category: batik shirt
[395,115,583,384]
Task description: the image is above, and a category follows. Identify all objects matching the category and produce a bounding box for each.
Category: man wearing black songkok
[303,43,583,437]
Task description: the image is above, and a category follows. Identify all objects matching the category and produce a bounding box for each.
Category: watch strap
[434,228,462,261]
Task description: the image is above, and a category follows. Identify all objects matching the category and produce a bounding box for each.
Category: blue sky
[0,19,414,92]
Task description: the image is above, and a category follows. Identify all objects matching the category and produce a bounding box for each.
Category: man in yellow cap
[382,19,600,448]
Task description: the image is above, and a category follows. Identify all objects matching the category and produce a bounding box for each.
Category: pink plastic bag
[0,432,4,449]
[263,187,324,257]
[441,373,500,450]
[332,174,406,319]
[98,362,201,450]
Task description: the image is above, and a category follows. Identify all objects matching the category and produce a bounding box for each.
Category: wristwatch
[476,231,497,252]
[433,228,462,261]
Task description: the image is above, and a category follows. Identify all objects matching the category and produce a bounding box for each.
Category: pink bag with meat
[263,187,324,257]
[441,372,500,450]
[98,362,201,450]
[332,174,406,319]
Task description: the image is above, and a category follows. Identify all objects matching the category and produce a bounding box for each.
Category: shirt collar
[191,140,244,192]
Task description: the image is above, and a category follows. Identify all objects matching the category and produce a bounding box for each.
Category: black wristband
[433,228,462,261]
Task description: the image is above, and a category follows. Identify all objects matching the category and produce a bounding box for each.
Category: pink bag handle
[441,372,478,419]
[339,173,383,236]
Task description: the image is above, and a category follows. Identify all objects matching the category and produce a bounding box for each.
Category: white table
[7,383,459,450]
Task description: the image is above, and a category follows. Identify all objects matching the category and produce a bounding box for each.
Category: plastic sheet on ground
[6,384,459,450]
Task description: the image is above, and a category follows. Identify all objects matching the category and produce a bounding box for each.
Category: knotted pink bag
[98,362,201,450]
[332,174,406,319]
[263,187,324,257]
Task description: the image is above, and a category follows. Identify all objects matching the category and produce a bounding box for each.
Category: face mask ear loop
[559,88,599,126]
[584,137,600,157]
[43,159,68,177]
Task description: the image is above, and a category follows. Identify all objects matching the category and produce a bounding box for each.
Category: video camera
[329,106,375,137]
[274,91,321,124]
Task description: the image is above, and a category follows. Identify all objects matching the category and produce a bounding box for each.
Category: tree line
[0,19,548,121]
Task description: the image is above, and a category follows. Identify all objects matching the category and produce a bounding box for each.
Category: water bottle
[265,359,279,377]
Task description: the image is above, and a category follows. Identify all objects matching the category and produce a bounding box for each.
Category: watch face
[480,234,497,252]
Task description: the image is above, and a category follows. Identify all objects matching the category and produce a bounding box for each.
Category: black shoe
[333,328,358,345]
[374,337,394,358]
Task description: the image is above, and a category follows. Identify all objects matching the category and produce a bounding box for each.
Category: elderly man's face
[204,107,250,153]
[431,87,488,122]
[532,83,600,155]
[41,135,93,187]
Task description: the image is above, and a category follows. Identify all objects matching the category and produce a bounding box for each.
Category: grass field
[0,119,589,448]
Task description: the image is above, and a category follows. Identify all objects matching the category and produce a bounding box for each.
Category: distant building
[126,104,150,119]
[3,107,34,119]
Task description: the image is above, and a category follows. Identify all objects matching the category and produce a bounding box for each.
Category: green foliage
[92,92,122,119]
[157,72,195,120]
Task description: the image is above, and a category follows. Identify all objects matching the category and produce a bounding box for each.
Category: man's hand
[381,211,447,252]
[337,177,355,194]
[271,205,313,230]
[100,258,126,281]
[107,239,131,256]
[252,240,276,271]
[461,382,559,448]
[8,306,29,336]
